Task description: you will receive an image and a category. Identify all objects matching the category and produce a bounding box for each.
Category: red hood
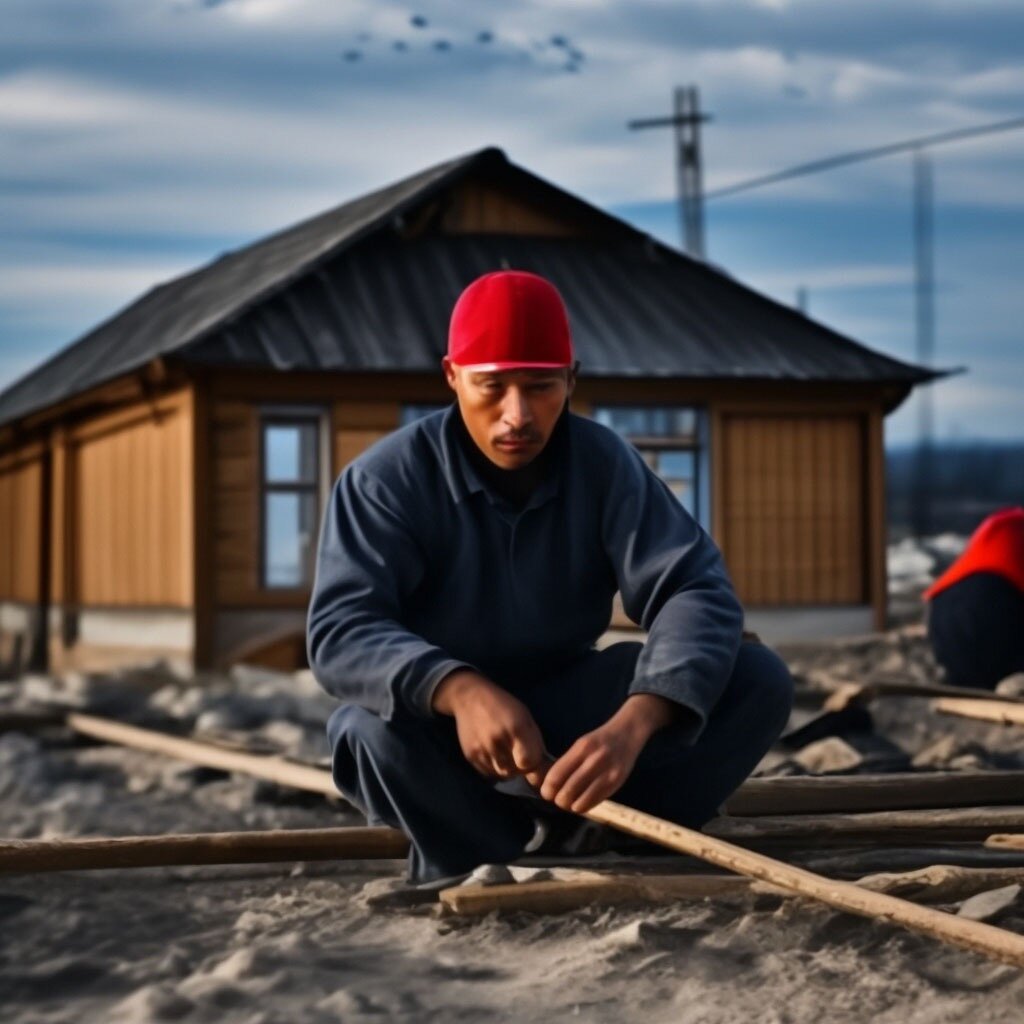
[924,506,1024,600]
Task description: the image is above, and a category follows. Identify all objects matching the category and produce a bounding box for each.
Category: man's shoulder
[343,408,448,496]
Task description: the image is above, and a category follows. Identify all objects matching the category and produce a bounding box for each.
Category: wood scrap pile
[2,627,1024,972]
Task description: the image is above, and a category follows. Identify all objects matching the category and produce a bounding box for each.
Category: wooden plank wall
[332,401,399,475]
[442,180,584,237]
[211,400,260,603]
[0,447,44,603]
[72,394,192,607]
[719,413,866,606]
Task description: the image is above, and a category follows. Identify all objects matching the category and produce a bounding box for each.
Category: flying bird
[433,39,451,52]
[410,14,428,28]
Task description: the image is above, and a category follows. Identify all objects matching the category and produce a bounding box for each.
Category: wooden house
[0,147,938,675]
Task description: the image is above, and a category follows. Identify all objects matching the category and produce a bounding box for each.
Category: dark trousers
[327,640,794,882]
[927,572,1024,690]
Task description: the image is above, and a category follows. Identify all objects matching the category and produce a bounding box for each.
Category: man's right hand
[432,669,547,783]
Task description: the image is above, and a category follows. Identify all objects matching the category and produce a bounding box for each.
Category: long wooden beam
[707,806,1024,845]
[585,799,1024,968]
[441,873,750,916]
[933,698,1024,728]
[822,677,1024,712]
[66,712,338,796]
[0,826,409,874]
[727,771,1024,816]
[442,865,1024,917]
[64,713,1024,818]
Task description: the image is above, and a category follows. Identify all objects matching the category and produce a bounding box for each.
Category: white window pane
[659,450,695,479]
[593,406,697,439]
[265,424,317,483]
[265,492,316,587]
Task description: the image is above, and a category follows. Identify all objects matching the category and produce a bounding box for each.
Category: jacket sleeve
[602,443,744,744]
[306,464,476,721]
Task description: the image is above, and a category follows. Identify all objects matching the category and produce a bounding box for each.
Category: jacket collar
[439,402,570,511]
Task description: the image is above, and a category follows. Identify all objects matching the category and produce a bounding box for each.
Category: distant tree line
[887,441,1024,537]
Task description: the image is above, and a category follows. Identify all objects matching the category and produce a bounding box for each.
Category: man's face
[442,357,576,469]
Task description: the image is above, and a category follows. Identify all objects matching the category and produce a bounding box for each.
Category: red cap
[447,270,573,370]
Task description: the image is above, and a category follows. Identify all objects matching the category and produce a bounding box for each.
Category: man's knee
[733,640,795,738]
[326,703,383,753]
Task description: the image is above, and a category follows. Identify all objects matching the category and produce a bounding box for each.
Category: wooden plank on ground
[0,826,410,874]
[822,677,1024,712]
[444,865,1024,917]
[853,865,1024,903]
[706,807,1024,845]
[66,712,338,797]
[65,713,1024,820]
[586,798,1024,968]
[727,771,1024,816]
[440,873,751,916]
[933,698,1024,728]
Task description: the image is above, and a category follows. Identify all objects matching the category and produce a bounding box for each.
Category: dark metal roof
[185,232,936,384]
[0,146,939,428]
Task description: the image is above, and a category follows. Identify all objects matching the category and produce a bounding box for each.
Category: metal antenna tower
[629,85,712,259]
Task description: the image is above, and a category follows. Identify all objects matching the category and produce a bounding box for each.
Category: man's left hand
[538,694,678,814]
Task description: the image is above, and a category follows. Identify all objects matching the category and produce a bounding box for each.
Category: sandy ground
[2,541,1024,1023]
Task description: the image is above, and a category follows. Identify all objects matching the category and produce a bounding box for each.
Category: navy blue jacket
[307,404,744,743]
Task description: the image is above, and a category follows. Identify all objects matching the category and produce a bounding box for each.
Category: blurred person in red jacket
[924,507,1024,690]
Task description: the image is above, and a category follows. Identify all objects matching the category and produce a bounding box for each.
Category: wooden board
[727,771,1024,816]
[0,826,409,874]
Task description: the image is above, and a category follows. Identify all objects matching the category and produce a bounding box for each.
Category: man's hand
[540,694,678,814]
[432,669,547,781]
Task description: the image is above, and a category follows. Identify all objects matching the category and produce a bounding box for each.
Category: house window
[593,406,705,522]
[259,414,322,588]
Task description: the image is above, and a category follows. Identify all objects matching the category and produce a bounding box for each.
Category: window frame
[593,405,707,525]
[257,407,327,591]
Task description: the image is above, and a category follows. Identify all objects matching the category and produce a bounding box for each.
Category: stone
[956,884,1022,922]
[792,737,863,774]
[996,672,1024,699]
[912,736,994,770]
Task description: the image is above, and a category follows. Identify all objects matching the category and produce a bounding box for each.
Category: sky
[3,0,1024,446]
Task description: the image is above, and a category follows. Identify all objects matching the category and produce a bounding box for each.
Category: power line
[705,114,1024,202]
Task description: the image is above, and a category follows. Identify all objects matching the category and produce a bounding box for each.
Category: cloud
[0,260,189,308]
[2,0,1023,439]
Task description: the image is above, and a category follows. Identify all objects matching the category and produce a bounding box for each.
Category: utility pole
[629,85,712,259]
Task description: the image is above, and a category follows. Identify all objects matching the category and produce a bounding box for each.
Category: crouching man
[307,270,794,885]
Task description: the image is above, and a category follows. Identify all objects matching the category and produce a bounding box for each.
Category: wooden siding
[718,413,867,606]
[211,399,260,603]
[333,400,399,478]
[442,180,583,237]
[0,448,44,602]
[72,394,192,606]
